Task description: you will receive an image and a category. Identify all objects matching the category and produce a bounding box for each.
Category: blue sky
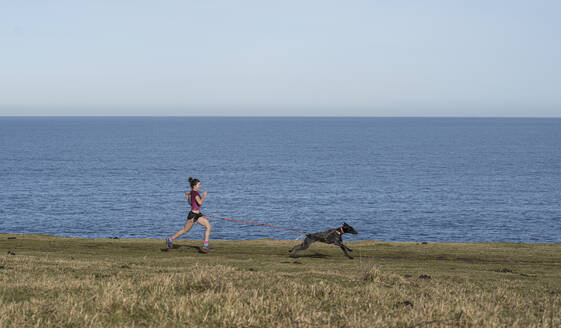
[1,1,560,116]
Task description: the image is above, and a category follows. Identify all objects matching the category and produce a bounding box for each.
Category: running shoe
[202,245,214,251]
[166,237,172,249]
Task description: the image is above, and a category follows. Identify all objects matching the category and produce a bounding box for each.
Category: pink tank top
[190,191,201,211]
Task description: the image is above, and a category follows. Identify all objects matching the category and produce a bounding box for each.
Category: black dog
[289,222,358,259]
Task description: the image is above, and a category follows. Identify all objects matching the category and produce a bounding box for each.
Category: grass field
[1,234,560,327]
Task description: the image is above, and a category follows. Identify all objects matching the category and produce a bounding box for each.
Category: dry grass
[1,234,560,327]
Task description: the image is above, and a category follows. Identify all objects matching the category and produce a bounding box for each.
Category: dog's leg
[332,236,353,254]
[335,242,353,259]
[289,238,313,257]
[289,243,300,253]
[339,246,353,259]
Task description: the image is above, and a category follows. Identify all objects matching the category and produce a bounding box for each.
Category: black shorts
[187,211,204,222]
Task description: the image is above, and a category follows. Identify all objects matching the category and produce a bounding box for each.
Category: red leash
[206,215,306,234]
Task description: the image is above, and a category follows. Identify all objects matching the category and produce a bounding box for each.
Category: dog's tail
[295,233,308,240]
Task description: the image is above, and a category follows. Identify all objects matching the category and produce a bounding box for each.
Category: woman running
[166,177,213,251]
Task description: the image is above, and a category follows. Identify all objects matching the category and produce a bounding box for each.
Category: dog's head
[342,222,358,234]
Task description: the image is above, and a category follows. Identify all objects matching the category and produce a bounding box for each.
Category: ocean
[1,117,560,242]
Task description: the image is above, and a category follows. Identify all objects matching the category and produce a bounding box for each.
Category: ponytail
[188,177,200,189]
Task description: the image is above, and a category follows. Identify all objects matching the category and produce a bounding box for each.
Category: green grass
[1,234,560,327]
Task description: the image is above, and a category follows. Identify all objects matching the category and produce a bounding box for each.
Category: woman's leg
[172,219,195,240]
[196,216,212,243]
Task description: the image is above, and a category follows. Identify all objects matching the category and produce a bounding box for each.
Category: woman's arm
[186,192,190,203]
[195,191,207,205]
